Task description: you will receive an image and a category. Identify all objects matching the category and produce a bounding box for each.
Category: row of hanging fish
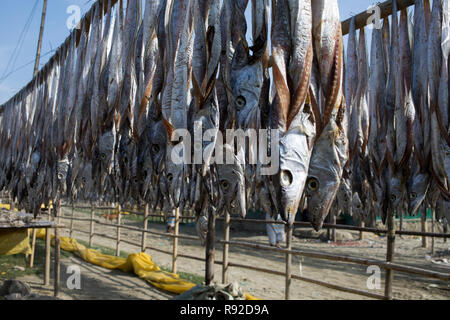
[0,0,446,239]
[336,0,449,230]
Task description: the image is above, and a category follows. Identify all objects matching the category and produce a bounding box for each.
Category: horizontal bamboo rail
[341,0,416,35]
[227,261,386,300]
[60,204,450,239]
[61,207,450,287]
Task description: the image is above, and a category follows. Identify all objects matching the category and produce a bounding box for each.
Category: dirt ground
[12,207,450,300]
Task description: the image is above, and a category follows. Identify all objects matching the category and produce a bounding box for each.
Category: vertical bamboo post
[141,204,149,252]
[29,205,39,268]
[285,222,293,300]
[399,211,403,235]
[44,227,51,286]
[29,229,37,268]
[384,207,395,300]
[116,205,121,257]
[421,204,428,248]
[172,208,180,273]
[431,208,435,255]
[54,205,61,297]
[9,194,14,211]
[205,207,216,286]
[69,203,75,238]
[222,210,230,284]
[331,214,336,242]
[359,221,365,240]
[326,214,331,241]
[89,203,95,247]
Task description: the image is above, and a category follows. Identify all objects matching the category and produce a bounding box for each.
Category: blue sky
[0,0,382,104]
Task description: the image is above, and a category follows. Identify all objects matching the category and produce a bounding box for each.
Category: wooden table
[0,213,64,297]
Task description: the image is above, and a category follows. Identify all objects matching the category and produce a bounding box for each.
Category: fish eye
[57,173,63,180]
[280,170,293,187]
[411,192,417,199]
[357,204,361,209]
[221,180,230,191]
[307,178,319,191]
[151,144,160,154]
[167,173,173,182]
[390,194,396,201]
[82,177,86,184]
[133,178,138,184]
[235,96,246,109]
[101,153,106,160]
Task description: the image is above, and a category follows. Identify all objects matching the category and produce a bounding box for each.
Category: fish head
[118,133,132,182]
[230,41,263,129]
[195,214,208,246]
[389,174,404,211]
[79,161,94,200]
[27,151,41,185]
[305,121,345,231]
[98,130,115,182]
[336,177,352,215]
[165,143,185,208]
[351,192,365,221]
[216,145,246,218]
[407,172,429,216]
[150,120,167,173]
[130,145,142,203]
[278,128,310,224]
[57,158,69,196]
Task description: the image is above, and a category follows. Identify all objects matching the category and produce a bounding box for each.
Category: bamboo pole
[421,205,428,248]
[384,206,396,300]
[331,214,336,242]
[359,221,365,240]
[54,205,61,297]
[141,204,149,252]
[116,205,121,257]
[33,0,48,76]
[205,207,216,286]
[431,209,435,255]
[29,205,40,268]
[285,223,293,300]
[228,262,385,300]
[29,229,37,268]
[222,210,230,284]
[172,208,180,274]
[341,0,416,35]
[89,203,95,247]
[44,227,51,286]
[69,203,75,238]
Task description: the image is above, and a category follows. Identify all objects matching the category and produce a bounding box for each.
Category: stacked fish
[339,0,450,229]
[0,0,447,240]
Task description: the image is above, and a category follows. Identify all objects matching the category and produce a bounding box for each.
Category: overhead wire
[0,0,40,85]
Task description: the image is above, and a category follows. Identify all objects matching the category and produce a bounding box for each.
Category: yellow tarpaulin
[0,203,20,212]
[0,229,31,255]
[34,229,259,299]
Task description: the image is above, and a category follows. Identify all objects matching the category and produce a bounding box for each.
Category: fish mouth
[309,208,325,231]
[280,200,298,224]
[408,196,425,216]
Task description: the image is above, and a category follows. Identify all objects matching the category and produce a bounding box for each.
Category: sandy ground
[14,207,450,300]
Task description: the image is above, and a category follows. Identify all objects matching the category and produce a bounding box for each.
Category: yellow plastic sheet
[34,229,259,299]
[0,229,31,255]
[35,229,195,294]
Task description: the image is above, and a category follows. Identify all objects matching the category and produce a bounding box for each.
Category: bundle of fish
[0,0,448,242]
[339,0,450,229]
